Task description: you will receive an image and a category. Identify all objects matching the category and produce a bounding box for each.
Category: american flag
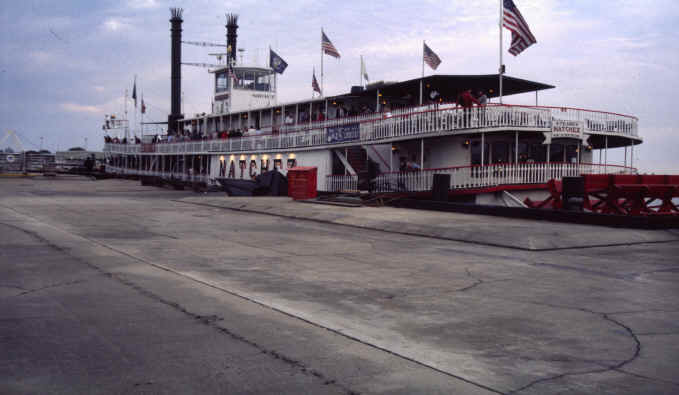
[322,31,340,58]
[312,70,321,94]
[503,0,537,56]
[423,43,441,70]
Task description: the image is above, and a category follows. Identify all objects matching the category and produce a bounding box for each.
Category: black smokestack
[226,14,238,64]
[168,8,183,135]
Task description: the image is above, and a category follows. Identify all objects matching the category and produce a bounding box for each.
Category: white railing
[105,104,639,155]
[326,162,637,193]
[544,106,638,138]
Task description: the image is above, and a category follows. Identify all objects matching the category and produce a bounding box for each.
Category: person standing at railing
[407,155,421,171]
[456,89,480,128]
[477,90,488,125]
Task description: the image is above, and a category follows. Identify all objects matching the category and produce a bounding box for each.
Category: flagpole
[133,75,138,138]
[499,0,504,104]
[419,41,424,105]
[124,89,128,141]
[270,45,278,105]
[320,28,324,98]
[360,55,362,87]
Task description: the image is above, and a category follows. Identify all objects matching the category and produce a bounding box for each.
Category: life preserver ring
[6,154,15,163]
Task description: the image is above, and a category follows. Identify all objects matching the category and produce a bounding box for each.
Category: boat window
[492,142,509,164]
[255,72,272,92]
[470,141,489,165]
[550,144,565,162]
[566,144,579,163]
[234,70,255,90]
[216,72,229,93]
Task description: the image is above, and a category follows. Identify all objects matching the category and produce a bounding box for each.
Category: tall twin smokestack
[168,9,239,135]
[168,8,183,135]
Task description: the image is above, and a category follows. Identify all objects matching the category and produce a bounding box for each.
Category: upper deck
[104,102,640,156]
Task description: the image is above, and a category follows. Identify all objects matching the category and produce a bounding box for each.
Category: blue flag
[269,49,288,74]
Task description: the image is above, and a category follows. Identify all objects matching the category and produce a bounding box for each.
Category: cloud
[127,0,160,9]
[61,103,102,114]
[28,50,53,64]
[102,18,131,32]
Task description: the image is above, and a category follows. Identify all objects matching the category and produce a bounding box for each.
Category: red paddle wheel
[525,174,679,216]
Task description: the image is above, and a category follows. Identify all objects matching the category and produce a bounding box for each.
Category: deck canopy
[335,74,555,104]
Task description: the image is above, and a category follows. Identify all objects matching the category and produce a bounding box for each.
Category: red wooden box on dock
[287,167,317,200]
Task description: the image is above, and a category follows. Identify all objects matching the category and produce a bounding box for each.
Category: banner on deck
[551,119,583,140]
[327,123,360,144]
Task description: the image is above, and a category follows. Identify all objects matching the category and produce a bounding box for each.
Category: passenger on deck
[456,89,481,127]
[407,155,421,171]
[477,90,488,105]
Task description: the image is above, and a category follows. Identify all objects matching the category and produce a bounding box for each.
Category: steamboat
[103,8,645,207]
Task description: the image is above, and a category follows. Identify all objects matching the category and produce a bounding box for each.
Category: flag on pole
[321,30,340,58]
[423,43,441,70]
[131,78,137,108]
[312,69,321,94]
[503,0,537,56]
[361,55,369,83]
[269,48,288,74]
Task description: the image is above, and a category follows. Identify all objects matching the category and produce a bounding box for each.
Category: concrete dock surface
[1,175,678,394]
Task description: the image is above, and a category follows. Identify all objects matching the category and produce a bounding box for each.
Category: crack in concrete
[634,331,679,336]
[13,279,85,297]
[529,262,635,281]
[606,309,679,315]
[613,368,679,386]
[0,284,27,291]
[506,303,643,394]
[456,268,484,292]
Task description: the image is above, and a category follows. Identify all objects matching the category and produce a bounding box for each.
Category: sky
[1,0,678,173]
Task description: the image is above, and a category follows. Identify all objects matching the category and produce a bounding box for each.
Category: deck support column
[481,132,485,166]
[605,136,608,173]
[345,147,348,176]
[390,145,393,171]
[420,139,424,169]
[631,139,634,172]
[514,131,518,164]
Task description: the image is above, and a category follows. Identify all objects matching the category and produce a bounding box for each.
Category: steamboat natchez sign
[544,119,587,144]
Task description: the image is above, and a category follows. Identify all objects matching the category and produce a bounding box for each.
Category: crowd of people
[103,136,141,144]
[104,88,490,145]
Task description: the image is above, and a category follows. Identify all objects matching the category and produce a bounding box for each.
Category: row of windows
[471,142,582,165]
[216,70,274,93]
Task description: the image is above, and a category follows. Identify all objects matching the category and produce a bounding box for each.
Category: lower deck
[105,133,634,196]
